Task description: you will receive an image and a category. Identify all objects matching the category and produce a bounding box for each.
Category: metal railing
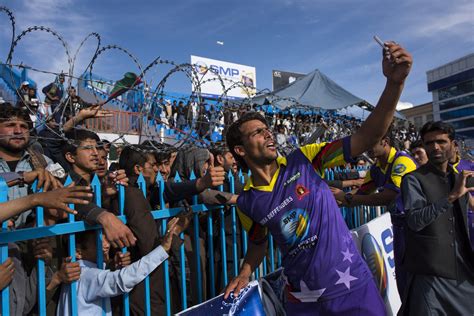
[0,167,379,315]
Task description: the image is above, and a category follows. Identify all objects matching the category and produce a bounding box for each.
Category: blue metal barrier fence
[0,166,380,315]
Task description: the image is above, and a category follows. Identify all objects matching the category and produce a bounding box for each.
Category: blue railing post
[91,175,106,316]
[137,174,153,316]
[188,171,203,303]
[117,184,130,316]
[218,183,228,288]
[32,182,46,316]
[0,177,9,316]
[228,171,239,277]
[64,176,78,316]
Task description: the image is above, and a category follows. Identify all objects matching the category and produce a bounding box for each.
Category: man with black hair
[63,86,93,119]
[409,139,428,166]
[38,105,112,172]
[332,125,417,298]
[211,143,246,289]
[224,42,412,315]
[400,121,474,315]
[114,145,225,313]
[334,125,417,208]
[0,103,61,227]
[62,129,137,249]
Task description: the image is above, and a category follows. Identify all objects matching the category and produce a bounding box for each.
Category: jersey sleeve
[236,207,268,244]
[357,169,377,195]
[386,156,417,193]
[300,136,353,177]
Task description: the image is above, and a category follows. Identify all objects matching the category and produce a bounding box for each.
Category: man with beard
[399,121,474,315]
[224,42,412,315]
[0,103,60,227]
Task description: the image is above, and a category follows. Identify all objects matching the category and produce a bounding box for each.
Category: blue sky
[1,0,473,109]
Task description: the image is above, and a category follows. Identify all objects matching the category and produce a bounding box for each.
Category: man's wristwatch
[344,193,353,206]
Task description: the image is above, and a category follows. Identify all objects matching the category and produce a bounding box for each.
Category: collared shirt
[0,151,53,227]
[57,245,168,316]
[358,147,417,195]
[237,137,373,303]
[452,156,474,174]
[400,164,474,315]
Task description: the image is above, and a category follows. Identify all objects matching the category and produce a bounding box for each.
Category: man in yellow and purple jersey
[223,42,412,315]
[332,126,417,299]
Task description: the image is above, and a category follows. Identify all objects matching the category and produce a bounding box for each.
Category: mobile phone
[373,35,385,48]
[467,176,474,189]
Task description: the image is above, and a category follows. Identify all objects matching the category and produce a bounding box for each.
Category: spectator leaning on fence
[210,143,245,290]
[0,174,92,314]
[38,105,112,172]
[399,121,474,315]
[224,41,412,315]
[0,103,60,227]
[61,129,137,249]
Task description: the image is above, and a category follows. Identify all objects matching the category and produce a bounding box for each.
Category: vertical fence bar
[218,183,228,289]
[238,171,248,261]
[64,176,78,316]
[117,184,130,316]
[228,171,238,277]
[0,178,9,316]
[136,174,152,316]
[206,203,215,297]
[188,171,203,303]
[32,182,47,316]
[91,175,106,316]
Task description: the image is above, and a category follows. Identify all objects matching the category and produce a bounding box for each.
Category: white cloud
[4,0,100,92]
[396,101,414,110]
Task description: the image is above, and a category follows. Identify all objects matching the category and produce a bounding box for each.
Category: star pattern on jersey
[342,233,353,245]
[341,248,354,263]
[335,267,358,290]
[289,280,326,303]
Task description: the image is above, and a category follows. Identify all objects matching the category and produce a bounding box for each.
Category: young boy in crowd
[57,217,186,315]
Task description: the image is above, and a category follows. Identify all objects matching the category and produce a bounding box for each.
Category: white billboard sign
[191,55,256,99]
[351,213,402,315]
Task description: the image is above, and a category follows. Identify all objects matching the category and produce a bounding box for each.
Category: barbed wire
[4,6,460,160]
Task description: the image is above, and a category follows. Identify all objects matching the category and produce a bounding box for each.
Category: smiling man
[224,42,412,315]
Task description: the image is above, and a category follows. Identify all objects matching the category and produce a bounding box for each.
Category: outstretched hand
[382,42,413,85]
[78,105,113,120]
[36,184,93,215]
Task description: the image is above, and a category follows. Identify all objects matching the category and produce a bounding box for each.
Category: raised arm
[350,42,412,157]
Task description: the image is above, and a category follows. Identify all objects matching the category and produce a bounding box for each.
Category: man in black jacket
[400,121,474,315]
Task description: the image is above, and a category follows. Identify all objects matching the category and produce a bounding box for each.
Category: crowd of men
[0,40,472,316]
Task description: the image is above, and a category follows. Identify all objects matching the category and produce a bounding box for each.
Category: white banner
[351,213,401,315]
[191,55,256,99]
